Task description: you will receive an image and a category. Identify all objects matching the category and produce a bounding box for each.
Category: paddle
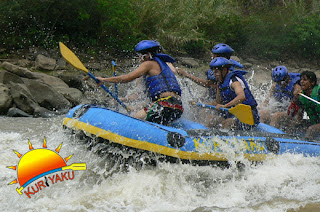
[112,61,118,97]
[16,163,86,194]
[112,61,119,111]
[195,103,255,125]
[300,93,320,105]
[59,42,128,111]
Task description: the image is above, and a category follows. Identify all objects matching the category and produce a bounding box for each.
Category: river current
[1,71,320,212]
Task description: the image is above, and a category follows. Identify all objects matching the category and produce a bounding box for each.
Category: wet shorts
[144,96,184,125]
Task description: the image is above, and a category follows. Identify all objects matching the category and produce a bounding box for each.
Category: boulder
[242,62,253,69]
[9,82,39,114]
[1,62,36,79]
[176,57,200,68]
[56,87,83,106]
[231,56,241,62]
[35,54,56,71]
[32,72,69,89]
[7,108,32,117]
[22,78,71,110]
[0,83,12,114]
[16,59,32,68]
[33,106,55,118]
[0,70,24,85]
[57,75,85,91]
[56,57,67,69]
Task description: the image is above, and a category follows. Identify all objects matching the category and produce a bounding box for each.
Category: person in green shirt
[297,71,320,140]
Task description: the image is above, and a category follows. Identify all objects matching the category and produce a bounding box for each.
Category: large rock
[176,57,200,68]
[56,57,67,69]
[22,78,71,110]
[7,108,32,117]
[15,59,32,68]
[9,82,39,114]
[32,72,69,89]
[0,70,24,85]
[56,87,83,106]
[33,106,55,118]
[1,62,36,79]
[35,54,56,71]
[0,83,12,114]
[32,72,83,105]
[57,75,85,91]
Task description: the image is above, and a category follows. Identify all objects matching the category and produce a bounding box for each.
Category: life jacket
[273,73,300,102]
[299,85,320,125]
[206,67,248,99]
[219,70,257,107]
[144,54,181,101]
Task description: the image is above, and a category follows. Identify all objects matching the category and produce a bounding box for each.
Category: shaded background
[1,0,320,61]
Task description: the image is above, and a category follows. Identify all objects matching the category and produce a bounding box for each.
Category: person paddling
[96,40,183,125]
[204,57,260,130]
[176,43,243,101]
[296,71,320,140]
[259,66,301,125]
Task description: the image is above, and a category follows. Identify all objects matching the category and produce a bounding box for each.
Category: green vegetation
[0,0,320,60]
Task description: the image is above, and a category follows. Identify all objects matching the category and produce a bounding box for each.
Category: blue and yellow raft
[63,104,320,163]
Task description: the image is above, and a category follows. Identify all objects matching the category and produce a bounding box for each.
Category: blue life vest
[206,66,247,99]
[219,70,257,107]
[273,73,300,102]
[145,54,182,100]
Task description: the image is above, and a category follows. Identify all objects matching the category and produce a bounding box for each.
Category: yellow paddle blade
[59,42,89,73]
[62,163,87,171]
[229,104,254,125]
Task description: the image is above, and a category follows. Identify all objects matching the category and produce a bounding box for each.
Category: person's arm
[225,81,246,107]
[216,81,246,110]
[292,83,302,103]
[96,62,151,84]
[176,68,211,87]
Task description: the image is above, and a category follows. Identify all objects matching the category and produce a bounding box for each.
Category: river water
[1,72,320,212]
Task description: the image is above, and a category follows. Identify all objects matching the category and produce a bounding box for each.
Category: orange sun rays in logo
[7,138,86,194]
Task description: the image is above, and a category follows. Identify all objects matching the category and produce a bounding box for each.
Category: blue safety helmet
[134,40,162,53]
[272,66,288,82]
[211,43,234,54]
[209,57,232,69]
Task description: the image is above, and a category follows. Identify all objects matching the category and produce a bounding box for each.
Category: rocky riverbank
[0,47,319,118]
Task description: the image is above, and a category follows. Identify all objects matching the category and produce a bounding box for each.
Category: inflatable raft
[63,104,320,165]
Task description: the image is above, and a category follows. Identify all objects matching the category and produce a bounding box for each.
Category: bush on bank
[0,0,320,60]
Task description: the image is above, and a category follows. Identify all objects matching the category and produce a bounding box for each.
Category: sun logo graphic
[7,139,86,198]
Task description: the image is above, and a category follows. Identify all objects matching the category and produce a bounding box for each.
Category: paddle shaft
[88,72,128,110]
[195,103,229,112]
[300,93,320,105]
[59,42,127,111]
[112,61,119,111]
[112,61,118,96]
